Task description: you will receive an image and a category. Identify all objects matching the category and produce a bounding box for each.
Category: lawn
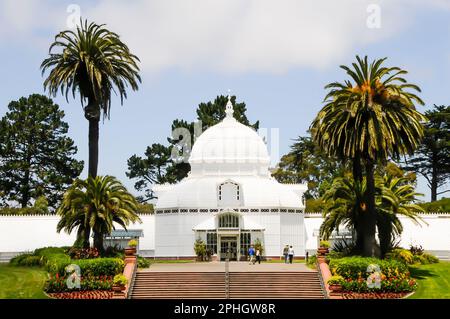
[0,264,49,299]
[408,261,450,299]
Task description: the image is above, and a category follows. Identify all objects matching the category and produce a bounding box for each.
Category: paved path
[140,261,315,272]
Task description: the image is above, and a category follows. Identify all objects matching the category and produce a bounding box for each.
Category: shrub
[306,254,317,268]
[326,251,345,263]
[10,253,43,267]
[327,275,344,285]
[319,240,330,248]
[328,256,409,280]
[113,274,128,286]
[127,239,138,247]
[0,207,49,215]
[103,245,124,258]
[194,238,206,260]
[137,256,150,268]
[45,274,114,292]
[64,258,125,277]
[67,247,100,259]
[409,245,424,256]
[421,253,439,264]
[386,249,414,265]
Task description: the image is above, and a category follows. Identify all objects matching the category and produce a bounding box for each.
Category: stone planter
[329,284,342,293]
[124,247,136,256]
[112,285,126,293]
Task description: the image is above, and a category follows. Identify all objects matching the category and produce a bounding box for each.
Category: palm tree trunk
[352,155,363,183]
[377,214,391,258]
[362,161,377,257]
[93,232,104,253]
[88,118,99,178]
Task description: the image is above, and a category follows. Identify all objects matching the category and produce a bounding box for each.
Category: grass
[408,261,450,299]
[0,264,49,299]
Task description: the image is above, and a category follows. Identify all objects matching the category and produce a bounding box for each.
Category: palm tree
[311,55,426,256]
[320,173,368,252]
[320,171,424,257]
[377,174,425,257]
[41,20,141,178]
[57,175,141,250]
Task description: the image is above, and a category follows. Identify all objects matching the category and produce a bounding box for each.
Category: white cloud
[0,0,448,74]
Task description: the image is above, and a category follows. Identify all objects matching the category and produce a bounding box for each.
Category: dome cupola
[189,95,270,177]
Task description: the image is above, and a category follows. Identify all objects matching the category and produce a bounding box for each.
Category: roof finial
[225,89,234,119]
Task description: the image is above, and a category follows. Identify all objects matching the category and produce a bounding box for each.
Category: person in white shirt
[288,246,294,264]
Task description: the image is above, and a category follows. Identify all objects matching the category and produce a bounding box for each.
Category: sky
[0,0,449,201]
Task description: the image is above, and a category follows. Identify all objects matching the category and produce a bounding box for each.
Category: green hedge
[10,247,124,276]
[0,207,51,215]
[328,256,409,280]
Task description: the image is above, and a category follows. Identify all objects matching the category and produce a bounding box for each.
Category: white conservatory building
[153,97,307,260]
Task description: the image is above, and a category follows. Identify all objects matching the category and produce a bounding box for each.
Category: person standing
[288,245,294,264]
[248,245,255,265]
[255,248,261,264]
[283,245,289,264]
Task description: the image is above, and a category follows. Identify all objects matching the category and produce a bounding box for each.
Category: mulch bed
[48,290,113,299]
[339,292,409,299]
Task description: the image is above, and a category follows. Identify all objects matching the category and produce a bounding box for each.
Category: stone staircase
[130,271,324,299]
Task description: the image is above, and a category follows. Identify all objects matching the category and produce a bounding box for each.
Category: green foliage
[320,165,424,257]
[311,55,426,257]
[33,196,49,214]
[127,95,258,201]
[305,198,325,212]
[137,256,150,268]
[329,256,409,280]
[319,240,330,248]
[420,197,450,212]
[272,135,344,199]
[306,254,317,268]
[386,249,414,265]
[57,175,141,250]
[0,94,83,209]
[45,274,113,292]
[253,238,264,255]
[71,258,124,277]
[0,207,50,215]
[41,19,141,122]
[327,275,345,285]
[404,105,450,201]
[127,240,138,247]
[113,274,128,286]
[194,238,207,260]
[137,203,154,214]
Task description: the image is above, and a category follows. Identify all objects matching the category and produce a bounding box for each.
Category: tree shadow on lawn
[408,266,436,280]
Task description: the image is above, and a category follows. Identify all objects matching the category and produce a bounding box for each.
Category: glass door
[220,236,238,261]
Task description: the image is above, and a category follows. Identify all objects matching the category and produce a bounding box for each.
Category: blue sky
[0,0,449,201]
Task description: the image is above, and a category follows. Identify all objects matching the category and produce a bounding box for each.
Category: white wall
[304,213,450,258]
[0,214,155,254]
[0,213,449,259]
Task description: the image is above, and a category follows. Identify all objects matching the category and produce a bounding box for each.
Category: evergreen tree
[0,94,83,209]
[404,105,450,201]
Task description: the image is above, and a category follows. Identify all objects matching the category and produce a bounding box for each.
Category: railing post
[225,249,230,299]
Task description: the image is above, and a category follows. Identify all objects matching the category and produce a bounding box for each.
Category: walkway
[140,261,314,272]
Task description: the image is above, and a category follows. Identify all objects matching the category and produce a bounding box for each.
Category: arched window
[218,181,241,206]
[218,214,239,228]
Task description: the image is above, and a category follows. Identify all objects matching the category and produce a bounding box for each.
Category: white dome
[189,104,270,177]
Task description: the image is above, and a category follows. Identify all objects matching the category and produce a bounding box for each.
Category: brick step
[131,271,325,299]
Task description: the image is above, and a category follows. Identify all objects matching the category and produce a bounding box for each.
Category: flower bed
[328,256,417,293]
[45,274,114,293]
[48,290,113,299]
